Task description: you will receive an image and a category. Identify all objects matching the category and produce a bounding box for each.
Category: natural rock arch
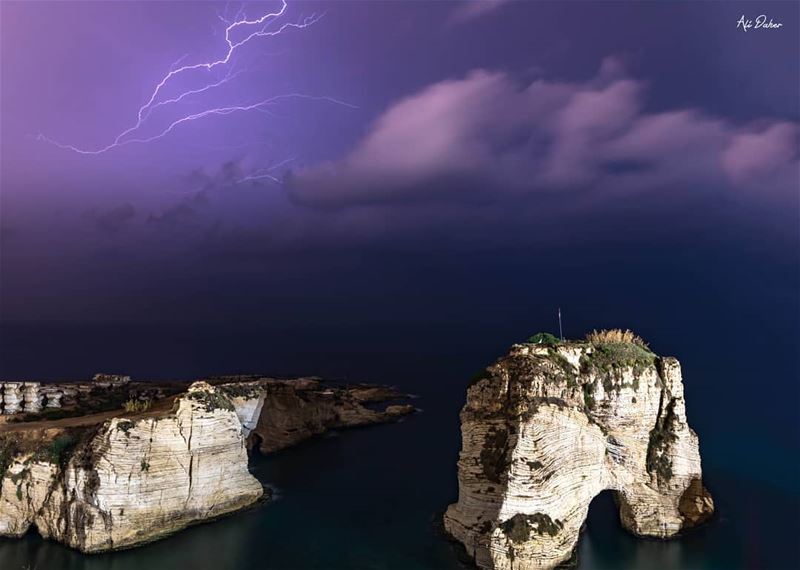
[444,340,714,570]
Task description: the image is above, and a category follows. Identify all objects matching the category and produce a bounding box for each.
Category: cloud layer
[289,58,798,208]
[449,0,510,24]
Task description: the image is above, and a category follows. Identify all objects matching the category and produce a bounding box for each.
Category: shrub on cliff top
[583,330,656,376]
[586,329,649,348]
[187,389,235,413]
[527,332,560,346]
[219,383,262,399]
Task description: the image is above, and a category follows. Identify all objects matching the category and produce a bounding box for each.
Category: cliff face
[0,382,263,552]
[246,379,414,454]
[0,377,414,552]
[444,339,714,570]
[0,453,58,537]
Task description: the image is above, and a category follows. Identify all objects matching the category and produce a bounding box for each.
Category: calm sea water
[0,321,798,570]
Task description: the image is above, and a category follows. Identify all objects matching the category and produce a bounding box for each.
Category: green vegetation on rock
[187,389,236,413]
[527,332,560,346]
[580,329,657,380]
[547,348,578,387]
[582,382,596,410]
[0,439,18,480]
[220,384,262,399]
[590,342,656,371]
[647,398,679,481]
[43,435,77,464]
[10,408,74,423]
[500,512,563,543]
[480,426,510,483]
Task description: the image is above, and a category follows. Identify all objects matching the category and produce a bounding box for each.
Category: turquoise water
[0,323,798,569]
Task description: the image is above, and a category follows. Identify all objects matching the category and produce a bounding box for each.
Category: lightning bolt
[37,0,354,155]
[237,156,297,184]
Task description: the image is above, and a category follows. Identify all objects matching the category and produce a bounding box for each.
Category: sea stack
[443,330,714,570]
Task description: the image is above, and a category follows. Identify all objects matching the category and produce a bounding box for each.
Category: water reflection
[0,505,263,570]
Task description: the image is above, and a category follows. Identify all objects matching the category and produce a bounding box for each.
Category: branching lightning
[37,0,354,155]
[237,156,297,184]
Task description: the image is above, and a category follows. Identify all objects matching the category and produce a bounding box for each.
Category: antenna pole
[558,307,564,341]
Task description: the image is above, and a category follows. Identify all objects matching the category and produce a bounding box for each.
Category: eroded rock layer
[443,339,713,570]
[0,376,414,552]
[0,382,263,552]
[244,379,414,453]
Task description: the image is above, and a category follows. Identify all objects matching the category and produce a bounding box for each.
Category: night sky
[0,0,797,428]
[1,0,796,326]
[0,0,799,545]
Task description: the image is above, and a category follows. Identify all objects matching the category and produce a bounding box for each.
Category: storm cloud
[84,203,136,233]
[289,59,798,208]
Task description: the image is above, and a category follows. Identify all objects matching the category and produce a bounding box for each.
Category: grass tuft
[586,329,649,348]
[122,399,151,413]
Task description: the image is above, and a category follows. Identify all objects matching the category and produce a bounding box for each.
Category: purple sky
[1,0,798,323]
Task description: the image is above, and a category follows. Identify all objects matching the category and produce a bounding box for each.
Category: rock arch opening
[584,489,625,540]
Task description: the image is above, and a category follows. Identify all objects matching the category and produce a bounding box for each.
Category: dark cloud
[147,190,208,227]
[289,58,798,208]
[147,159,245,227]
[83,203,136,233]
[130,57,797,261]
[449,0,510,24]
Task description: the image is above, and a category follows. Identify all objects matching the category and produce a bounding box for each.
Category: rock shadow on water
[579,490,721,570]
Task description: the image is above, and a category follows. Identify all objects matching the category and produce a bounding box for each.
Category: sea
[0,315,798,570]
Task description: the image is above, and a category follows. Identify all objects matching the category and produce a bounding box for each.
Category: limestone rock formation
[2,383,22,415]
[0,376,415,552]
[0,455,59,537]
[244,379,414,454]
[0,382,263,552]
[444,334,714,570]
[43,389,63,409]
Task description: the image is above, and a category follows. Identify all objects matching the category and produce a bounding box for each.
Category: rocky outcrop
[241,379,414,454]
[22,383,42,414]
[2,383,23,415]
[0,376,415,552]
[43,389,64,409]
[92,373,131,388]
[0,453,59,537]
[0,382,263,552]
[444,335,713,570]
